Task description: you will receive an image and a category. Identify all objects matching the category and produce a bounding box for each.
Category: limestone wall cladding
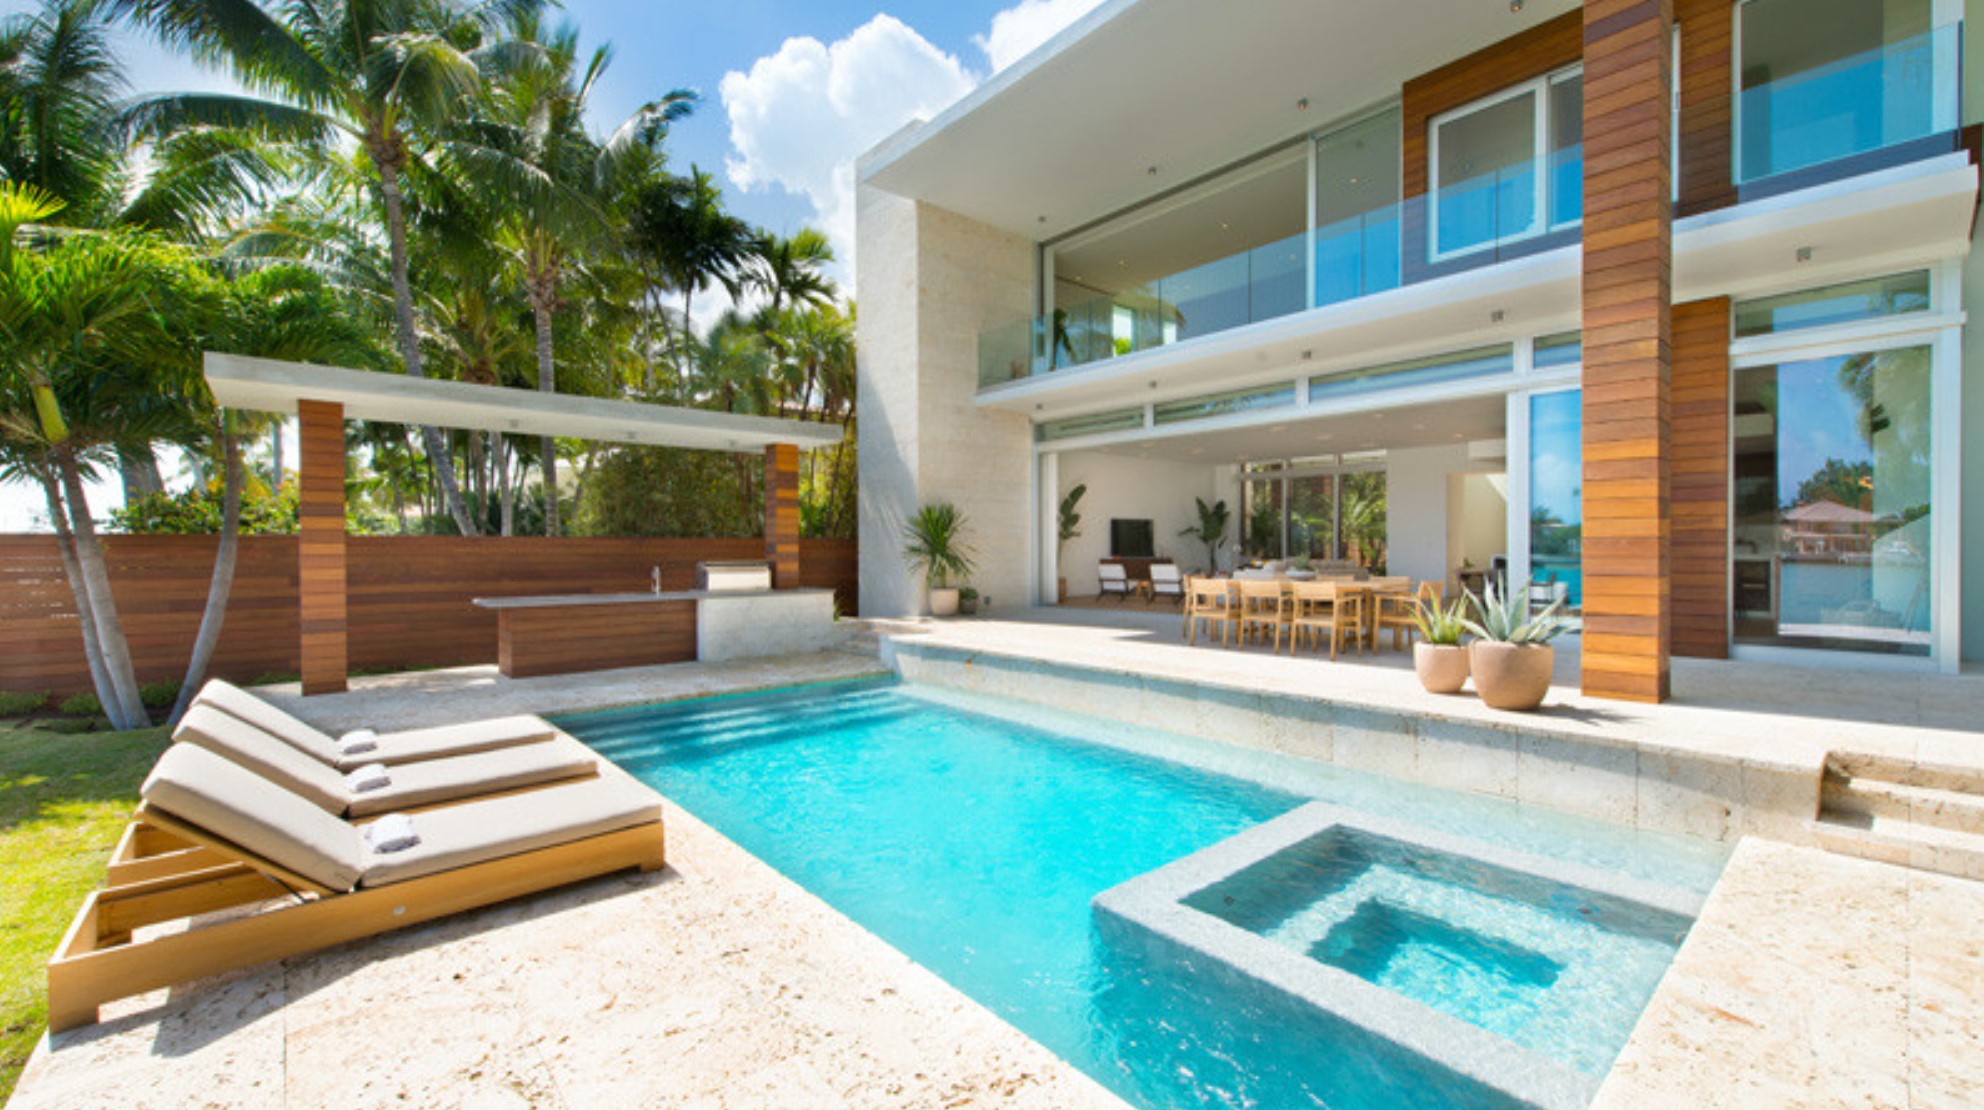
[857,183,1035,615]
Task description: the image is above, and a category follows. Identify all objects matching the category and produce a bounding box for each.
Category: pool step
[1814,753,1984,880]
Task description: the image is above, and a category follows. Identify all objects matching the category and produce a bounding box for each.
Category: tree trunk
[170,417,244,725]
[57,453,148,730]
[271,420,285,489]
[532,266,560,538]
[679,285,695,398]
[377,157,479,536]
[40,471,114,711]
[117,446,165,504]
[496,434,515,537]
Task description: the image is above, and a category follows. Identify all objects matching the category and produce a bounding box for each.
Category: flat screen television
[1110,518,1155,558]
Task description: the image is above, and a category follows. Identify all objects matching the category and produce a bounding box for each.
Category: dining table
[1211,574,1413,652]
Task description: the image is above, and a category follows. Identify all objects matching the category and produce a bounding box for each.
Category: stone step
[1822,775,1984,836]
[1824,751,1984,796]
[1810,810,1984,882]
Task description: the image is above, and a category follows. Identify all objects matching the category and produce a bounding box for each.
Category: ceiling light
[1491,309,1507,324]
[1297,97,1310,111]
[1147,165,1159,176]
[1796,246,1814,263]
[1510,0,1524,11]
[1220,221,1230,230]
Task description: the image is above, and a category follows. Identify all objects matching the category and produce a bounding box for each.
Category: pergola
[204,353,846,695]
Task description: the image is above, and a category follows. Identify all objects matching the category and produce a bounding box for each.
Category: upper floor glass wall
[1738,0,1959,183]
[1430,68,1583,261]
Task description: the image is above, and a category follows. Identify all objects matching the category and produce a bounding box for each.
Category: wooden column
[1671,297,1731,658]
[764,443,800,589]
[298,400,347,695]
[1675,0,1736,215]
[1580,0,1674,703]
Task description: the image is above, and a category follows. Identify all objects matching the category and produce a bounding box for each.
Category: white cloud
[974,0,1107,73]
[719,15,974,285]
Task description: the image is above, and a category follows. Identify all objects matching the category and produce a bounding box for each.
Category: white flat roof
[204,353,845,452]
[859,0,1577,242]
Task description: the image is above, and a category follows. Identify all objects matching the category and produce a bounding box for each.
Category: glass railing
[1738,24,1961,184]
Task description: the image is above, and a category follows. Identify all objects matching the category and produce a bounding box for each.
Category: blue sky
[0,0,1109,528]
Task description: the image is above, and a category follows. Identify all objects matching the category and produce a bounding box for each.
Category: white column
[1504,389,1533,601]
[1038,450,1060,605]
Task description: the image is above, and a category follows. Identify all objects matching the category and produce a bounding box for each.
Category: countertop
[472,588,834,610]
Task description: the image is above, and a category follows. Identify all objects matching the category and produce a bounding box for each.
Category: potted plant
[958,586,980,616]
[1461,582,1572,711]
[1411,598,1472,694]
[1057,483,1086,602]
[1178,497,1230,574]
[902,502,975,617]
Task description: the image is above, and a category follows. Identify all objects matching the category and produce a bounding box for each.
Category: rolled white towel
[364,813,420,854]
[345,762,391,793]
[338,728,380,756]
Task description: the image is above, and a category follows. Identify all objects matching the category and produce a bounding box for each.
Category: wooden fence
[0,535,858,697]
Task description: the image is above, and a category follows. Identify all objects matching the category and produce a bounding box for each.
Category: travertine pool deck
[11,650,1121,1109]
[1595,838,1984,1109]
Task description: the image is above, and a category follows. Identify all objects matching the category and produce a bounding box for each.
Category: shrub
[139,681,181,709]
[0,690,48,717]
[58,692,102,717]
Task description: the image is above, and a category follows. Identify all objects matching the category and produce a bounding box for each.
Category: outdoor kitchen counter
[473,588,840,677]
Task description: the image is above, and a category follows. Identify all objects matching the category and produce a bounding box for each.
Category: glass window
[1314,109,1403,308]
[1236,465,1388,571]
[1154,383,1296,425]
[1434,89,1539,257]
[1732,271,1931,337]
[1533,331,1582,369]
[1732,346,1932,654]
[1036,409,1144,443]
[1528,390,1583,609]
[1309,344,1514,403]
[1547,73,1584,228]
[1737,0,1947,182]
[1241,477,1287,560]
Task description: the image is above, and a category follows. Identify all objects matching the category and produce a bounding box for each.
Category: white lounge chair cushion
[358,766,663,887]
[174,704,352,813]
[143,745,366,892]
[342,737,599,819]
[191,678,556,769]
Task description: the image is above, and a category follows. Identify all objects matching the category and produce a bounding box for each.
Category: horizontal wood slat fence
[0,535,857,697]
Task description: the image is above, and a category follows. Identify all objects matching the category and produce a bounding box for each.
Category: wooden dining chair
[1290,581,1365,661]
[1235,579,1292,653]
[1376,580,1441,652]
[1183,576,1236,646]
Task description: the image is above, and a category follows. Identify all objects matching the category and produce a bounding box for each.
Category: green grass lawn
[0,718,169,1103]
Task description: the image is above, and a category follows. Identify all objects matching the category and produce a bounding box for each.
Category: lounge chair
[192,678,554,769]
[46,743,665,1031]
[1149,562,1186,605]
[1097,562,1132,601]
[174,705,599,818]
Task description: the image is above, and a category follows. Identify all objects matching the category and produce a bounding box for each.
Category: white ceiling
[1083,392,1508,467]
[861,0,1580,241]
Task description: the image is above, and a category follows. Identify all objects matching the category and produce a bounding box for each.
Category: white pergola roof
[204,353,845,452]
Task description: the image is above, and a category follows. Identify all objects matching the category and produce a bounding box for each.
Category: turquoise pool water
[560,678,1723,1109]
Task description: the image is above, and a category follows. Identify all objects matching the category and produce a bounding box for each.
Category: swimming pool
[559,678,1724,1109]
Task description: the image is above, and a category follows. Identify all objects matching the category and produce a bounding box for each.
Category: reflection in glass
[1528,391,1583,608]
[1315,109,1403,308]
[1732,271,1930,337]
[1547,74,1584,228]
[1436,91,1539,257]
[1241,467,1387,571]
[1732,346,1932,654]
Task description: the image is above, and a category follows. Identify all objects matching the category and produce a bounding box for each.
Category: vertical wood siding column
[1671,297,1731,658]
[1580,0,1674,703]
[298,400,348,696]
[764,443,800,589]
[1675,0,1735,214]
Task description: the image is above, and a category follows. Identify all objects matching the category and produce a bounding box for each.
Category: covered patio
[204,354,846,695]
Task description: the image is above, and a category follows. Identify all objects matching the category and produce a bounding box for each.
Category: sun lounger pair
[46,684,666,1032]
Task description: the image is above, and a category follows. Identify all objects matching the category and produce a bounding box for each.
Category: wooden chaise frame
[47,801,665,1032]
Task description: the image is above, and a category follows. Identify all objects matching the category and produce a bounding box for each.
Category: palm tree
[116,0,559,536]
[750,228,834,318]
[628,166,753,393]
[0,0,122,222]
[0,185,206,729]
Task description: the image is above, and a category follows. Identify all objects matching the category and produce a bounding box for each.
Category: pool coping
[1093,802,1709,1110]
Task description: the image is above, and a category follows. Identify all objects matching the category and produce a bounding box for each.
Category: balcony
[978,19,1964,394]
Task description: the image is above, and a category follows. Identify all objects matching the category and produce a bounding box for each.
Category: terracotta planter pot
[1413,642,1471,695]
[1468,642,1555,711]
[929,587,960,617]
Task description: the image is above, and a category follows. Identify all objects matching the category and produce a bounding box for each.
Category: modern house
[855,0,1983,700]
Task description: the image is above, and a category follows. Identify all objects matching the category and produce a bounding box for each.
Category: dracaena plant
[1462,581,1572,645]
[1412,598,1471,646]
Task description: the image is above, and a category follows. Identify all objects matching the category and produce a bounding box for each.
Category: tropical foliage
[0,0,859,728]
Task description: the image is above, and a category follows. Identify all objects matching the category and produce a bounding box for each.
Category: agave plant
[1462,581,1572,645]
[1412,598,1471,646]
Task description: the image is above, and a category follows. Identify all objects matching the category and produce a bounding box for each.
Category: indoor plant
[1410,598,1472,694]
[1461,582,1571,711]
[902,502,975,617]
[958,586,980,615]
[1178,497,1230,575]
[1057,483,1086,602]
